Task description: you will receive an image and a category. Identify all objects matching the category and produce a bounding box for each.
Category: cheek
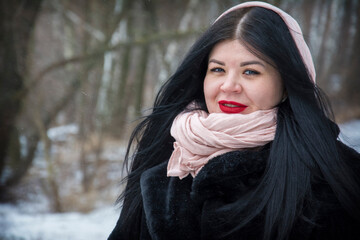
[203,77,219,112]
[249,80,284,108]
[203,77,216,99]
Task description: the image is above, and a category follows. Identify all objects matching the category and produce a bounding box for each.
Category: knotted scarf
[167,103,277,179]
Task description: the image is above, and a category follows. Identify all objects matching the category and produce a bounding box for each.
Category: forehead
[209,39,262,61]
[209,39,278,70]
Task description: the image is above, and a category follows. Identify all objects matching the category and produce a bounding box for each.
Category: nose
[220,73,242,93]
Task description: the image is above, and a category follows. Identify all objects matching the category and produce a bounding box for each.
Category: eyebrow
[208,59,225,65]
[240,61,265,68]
[209,59,266,68]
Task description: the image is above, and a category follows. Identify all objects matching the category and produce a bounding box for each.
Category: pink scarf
[167,105,277,179]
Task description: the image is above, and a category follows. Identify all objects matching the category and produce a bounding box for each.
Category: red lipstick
[218,100,247,114]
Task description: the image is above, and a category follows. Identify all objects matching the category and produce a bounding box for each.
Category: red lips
[218,100,248,114]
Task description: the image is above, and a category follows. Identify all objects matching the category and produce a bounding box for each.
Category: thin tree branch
[15,28,202,101]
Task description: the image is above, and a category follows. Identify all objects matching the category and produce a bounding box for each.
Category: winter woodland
[1,0,360,239]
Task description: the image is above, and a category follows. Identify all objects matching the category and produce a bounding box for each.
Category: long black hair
[117,7,360,240]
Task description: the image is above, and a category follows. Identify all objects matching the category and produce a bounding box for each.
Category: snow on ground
[339,119,360,152]
[0,203,120,240]
[0,120,359,240]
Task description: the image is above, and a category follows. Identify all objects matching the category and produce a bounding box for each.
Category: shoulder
[307,141,360,239]
[336,140,360,183]
[337,140,360,163]
[312,140,360,206]
[310,197,360,239]
[140,161,201,239]
[140,161,168,190]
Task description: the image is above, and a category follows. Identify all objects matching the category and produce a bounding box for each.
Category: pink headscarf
[215,1,316,83]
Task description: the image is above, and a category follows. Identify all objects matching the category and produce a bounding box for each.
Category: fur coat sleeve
[109,141,360,240]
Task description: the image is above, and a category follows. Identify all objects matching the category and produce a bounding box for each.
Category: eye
[210,67,225,73]
[244,69,260,75]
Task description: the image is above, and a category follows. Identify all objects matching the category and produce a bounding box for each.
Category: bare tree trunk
[0,0,43,197]
[131,0,154,116]
[164,0,200,72]
[322,0,354,86]
[134,45,150,115]
[31,107,62,212]
[112,0,134,135]
[114,45,132,128]
[145,0,172,79]
[315,0,333,87]
[2,132,40,195]
[301,0,317,39]
[78,0,92,193]
[342,1,360,112]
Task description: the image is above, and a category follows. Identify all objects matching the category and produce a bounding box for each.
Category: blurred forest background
[1,0,360,214]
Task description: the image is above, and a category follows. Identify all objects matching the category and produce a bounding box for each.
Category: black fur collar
[190,144,270,205]
[139,145,270,239]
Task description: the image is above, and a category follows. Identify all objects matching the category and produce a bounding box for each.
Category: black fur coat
[108,141,360,240]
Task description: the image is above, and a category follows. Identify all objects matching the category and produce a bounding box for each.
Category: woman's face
[204,39,284,114]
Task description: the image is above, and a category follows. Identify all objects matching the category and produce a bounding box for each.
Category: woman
[108,2,360,239]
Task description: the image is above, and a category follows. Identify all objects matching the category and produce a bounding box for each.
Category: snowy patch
[0,204,120,240]
[339,119,360,152]
[47,124,79,142]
